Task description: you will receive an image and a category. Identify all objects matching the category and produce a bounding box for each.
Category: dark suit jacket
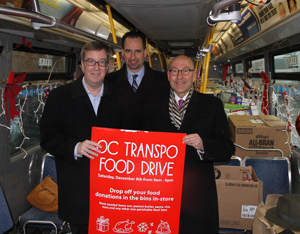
[40,77,131,225]
[106,62,169,130]
[144,91,235,234]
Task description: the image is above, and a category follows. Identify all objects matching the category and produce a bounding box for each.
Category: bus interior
[0,0,300,233]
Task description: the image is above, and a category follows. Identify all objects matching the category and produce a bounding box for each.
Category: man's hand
[77,140,102,159]
[183,133,204,150]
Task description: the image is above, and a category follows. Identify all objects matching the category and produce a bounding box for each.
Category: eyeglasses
[169,68,194,76]
[83,58,108,67]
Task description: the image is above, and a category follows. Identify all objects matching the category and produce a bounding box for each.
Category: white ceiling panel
[104,0,215,50]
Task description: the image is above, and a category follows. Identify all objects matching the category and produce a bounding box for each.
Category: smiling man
[144,55,235,233]
[40,41,131,234]
[106,30,169,130]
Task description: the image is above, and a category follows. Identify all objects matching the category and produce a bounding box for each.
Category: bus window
[273,80,300,148]
[10,84,44,155]
[10,82,65,156]
[250,58,265,74]
[234,62,244,75]
[274,51,300,73]
[12,45,75,81]
[9,47,74,156]
[12,51,69,74]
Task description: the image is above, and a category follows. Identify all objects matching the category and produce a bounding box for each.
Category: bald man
[144,55,235,233]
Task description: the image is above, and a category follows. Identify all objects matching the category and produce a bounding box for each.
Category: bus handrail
[0,5,121,50]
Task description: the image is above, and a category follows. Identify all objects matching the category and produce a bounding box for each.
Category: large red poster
[89,127,186,234]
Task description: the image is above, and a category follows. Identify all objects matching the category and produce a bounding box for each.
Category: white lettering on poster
[141,161,174,176]
[96,188,175,204]
[97,140,179,176]
[124,142,178,159]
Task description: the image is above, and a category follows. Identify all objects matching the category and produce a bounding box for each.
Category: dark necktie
[132,74,138,93]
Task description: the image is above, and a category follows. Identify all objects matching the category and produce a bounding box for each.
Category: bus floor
[7,229,253,234]
[7,226,72,234]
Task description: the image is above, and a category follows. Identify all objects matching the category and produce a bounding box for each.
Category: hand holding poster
[89,127,186,234]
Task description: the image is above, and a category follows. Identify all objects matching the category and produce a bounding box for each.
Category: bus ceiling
[98,0,300,62]
[0,0,299,61]
[0,0,245,54]
[100,0,244,56]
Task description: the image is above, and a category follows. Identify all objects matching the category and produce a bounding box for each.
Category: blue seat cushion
[0,187,14,233]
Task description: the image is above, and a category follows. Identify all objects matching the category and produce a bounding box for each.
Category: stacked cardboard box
[215,166,263,230]
[228,115,290,158]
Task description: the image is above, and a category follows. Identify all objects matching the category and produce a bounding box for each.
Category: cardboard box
[215,166,263,230]
[228,115,290,158]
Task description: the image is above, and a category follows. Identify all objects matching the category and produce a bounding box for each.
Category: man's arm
[199,98,235,162]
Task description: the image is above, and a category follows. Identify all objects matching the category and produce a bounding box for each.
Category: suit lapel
[135,64,155,101]
[180,92,201,132]
[70,77,95,115]
[157,93,179,132]
[115,66,129,86]
[114,66,136,102]
[161,95,171,124]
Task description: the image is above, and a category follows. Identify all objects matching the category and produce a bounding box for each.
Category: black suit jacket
[40,77,131,225]
[106,63,169,130]
[144,91,235,234]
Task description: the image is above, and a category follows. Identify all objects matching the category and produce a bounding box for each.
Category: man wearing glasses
[106,30,169,130]
[40,41,130,234]
[144,55,235,233]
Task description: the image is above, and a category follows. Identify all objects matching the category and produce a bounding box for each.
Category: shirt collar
[82,77,104,98]
[127,65,145,80]
[174,91,189,104]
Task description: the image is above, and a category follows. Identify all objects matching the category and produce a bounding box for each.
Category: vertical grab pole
[195,61,199,71]
[200,56,208,93]
[146,38,152,68]
[200,25,216,94]
[106,5,121,70]
[156,45,164,72]
[163,52,169,71]
[194,60,199,85]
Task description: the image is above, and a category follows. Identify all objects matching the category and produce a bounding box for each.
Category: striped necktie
[132,74,138,93]
[169,87,193,130]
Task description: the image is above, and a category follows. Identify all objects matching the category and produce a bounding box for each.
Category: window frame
[270,44,300,81]
[232,60,244,76]
[245,55,265,78]
[12,44,76,81]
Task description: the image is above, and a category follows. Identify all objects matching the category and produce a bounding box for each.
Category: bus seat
[242,156,291,202]
[0,185,14,234]
[214,156,242,166]
[19,154,68,234]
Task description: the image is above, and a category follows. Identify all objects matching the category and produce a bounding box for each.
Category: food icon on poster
[137,222,149,232]
[155,220,171,234]
[97,216,109,232]
[113,219,135,233]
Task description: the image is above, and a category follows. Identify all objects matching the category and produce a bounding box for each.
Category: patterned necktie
[178,99,184,110]
[132,74,138,93]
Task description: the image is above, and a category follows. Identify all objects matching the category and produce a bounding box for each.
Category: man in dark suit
[40,41,130,234]
[144,55,235,233]
[106,31,169,130]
